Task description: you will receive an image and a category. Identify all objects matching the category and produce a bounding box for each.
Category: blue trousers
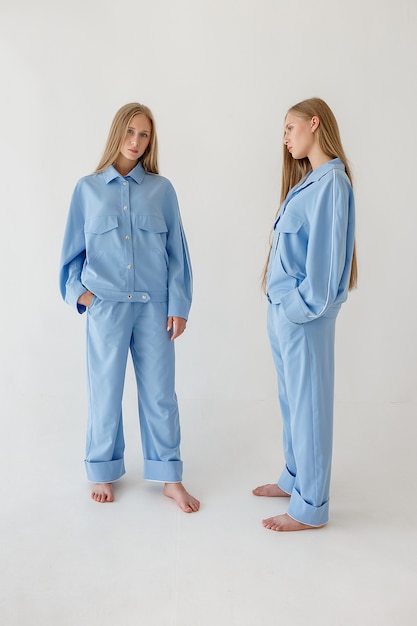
[84,299,182,483]
[267,303,337,526]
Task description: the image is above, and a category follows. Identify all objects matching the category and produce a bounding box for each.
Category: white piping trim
[310,169,336,318]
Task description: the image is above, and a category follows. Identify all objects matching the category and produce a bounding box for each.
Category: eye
[140,132,149,138]
[127,128,134,135]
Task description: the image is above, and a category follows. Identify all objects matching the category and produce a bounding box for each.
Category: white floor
[2,396,416,625]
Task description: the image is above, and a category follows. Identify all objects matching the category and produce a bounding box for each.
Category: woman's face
[119,114,152,164]
[283,112,316,160]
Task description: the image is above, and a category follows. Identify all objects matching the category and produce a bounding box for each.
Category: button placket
[121,178,134,293]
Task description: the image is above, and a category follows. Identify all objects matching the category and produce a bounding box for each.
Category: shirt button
[127,264,132,269]
[123,181,127,186]
[142,295,147,300]
[127,294,132,299]
[123,206,128,210]
[125,235,130,240]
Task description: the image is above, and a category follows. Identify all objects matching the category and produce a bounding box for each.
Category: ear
[311,116,320,133]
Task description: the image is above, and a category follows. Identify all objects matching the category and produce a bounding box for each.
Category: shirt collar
[299,157,345,187]
[102,162,146,185]
[274,158,346,228]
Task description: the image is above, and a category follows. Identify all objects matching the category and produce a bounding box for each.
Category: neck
[308,147,333,170]
[114,157,139,177]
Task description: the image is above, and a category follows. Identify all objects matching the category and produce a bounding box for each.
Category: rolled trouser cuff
[85,458,125,483]
[287,487,329,527]
[278,465,295,495]
[144,459,183,482]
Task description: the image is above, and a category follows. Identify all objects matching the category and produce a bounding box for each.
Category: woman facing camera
[60,103,199,512]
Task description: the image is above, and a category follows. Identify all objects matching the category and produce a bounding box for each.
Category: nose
[130,132,142,146]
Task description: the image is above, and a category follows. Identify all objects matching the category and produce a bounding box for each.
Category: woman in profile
[253,97,356,531]
[60,103,199,512]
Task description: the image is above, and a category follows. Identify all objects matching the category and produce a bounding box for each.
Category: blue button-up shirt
[59,163,192,319]
[267,158,355,323]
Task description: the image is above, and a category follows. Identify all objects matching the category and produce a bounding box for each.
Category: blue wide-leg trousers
[267,303,337,526]
[84,298,182,484]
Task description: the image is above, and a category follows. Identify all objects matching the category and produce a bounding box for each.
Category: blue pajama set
[59,163,192,484]
[266,158,355,526]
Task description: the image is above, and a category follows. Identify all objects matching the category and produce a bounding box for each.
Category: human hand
[167,316,187,341]
[77,290,94,307]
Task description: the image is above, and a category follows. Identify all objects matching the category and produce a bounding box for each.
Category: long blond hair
[95,102,159,174]
[262,97,357,292]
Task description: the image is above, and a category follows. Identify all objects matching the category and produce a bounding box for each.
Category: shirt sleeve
[280,170,351,323]
[59,182,88,313]
[162,183,193,320]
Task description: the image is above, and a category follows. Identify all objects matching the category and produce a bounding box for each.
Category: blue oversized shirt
[59,163,192,319]
[267,158,355,324]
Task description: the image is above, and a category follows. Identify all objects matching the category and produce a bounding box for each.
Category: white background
[1,1,417,624]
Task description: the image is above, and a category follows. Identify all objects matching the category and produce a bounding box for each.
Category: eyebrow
[128,126,150,132]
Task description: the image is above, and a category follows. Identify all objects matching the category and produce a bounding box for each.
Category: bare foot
[91,483,114,503]
[163,482,200,513]
[252,483,290,497]
[262,513,323,532]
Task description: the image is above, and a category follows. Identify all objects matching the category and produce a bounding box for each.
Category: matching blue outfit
[59,155,354,518]
[60,162,192,484]
[266,158,355,526]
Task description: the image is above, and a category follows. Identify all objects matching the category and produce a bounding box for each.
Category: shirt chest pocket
[134,215,168,251]
[274,213,306,279]
[84,215,120,253]
[275,213,304,235]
